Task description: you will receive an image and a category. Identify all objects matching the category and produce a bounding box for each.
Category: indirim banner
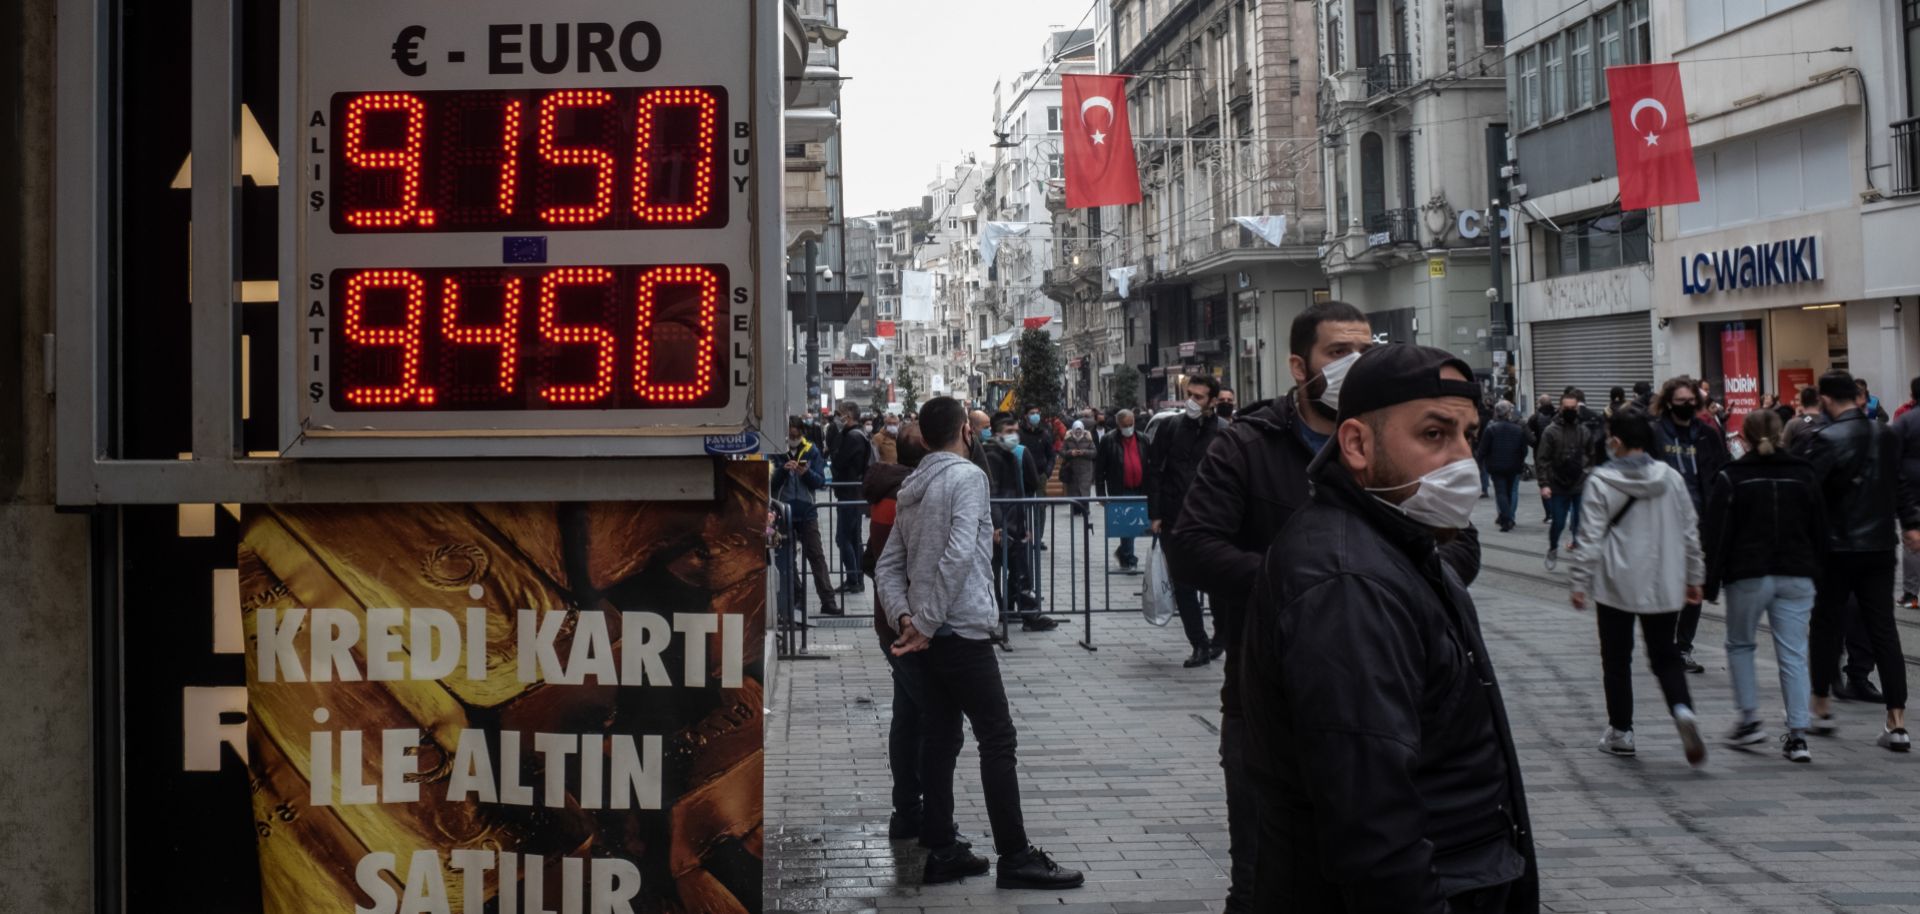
[238,464,767,914]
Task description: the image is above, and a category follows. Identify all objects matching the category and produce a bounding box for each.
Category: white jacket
[1567,455,1705,614]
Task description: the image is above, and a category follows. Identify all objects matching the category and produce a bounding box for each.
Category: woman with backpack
[1568,406,1709,766]
[1701,409,1826,763]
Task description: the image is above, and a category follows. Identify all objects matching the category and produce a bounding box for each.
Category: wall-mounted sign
[1428,257,1448,278]
[286,0,776,457]
[1457,208,1512,240]
[826,360,876,380]
[1680,235,1821,296]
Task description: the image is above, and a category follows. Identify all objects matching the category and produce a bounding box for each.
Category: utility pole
[1488,196,1511,403]
[805,239,822,412]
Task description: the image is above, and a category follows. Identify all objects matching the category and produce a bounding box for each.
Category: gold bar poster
[239,465,767,914]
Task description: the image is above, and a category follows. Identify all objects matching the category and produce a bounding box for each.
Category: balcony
[1894,117,1920,197]
[1365,208,1419,247]
[1364,54,1411,98]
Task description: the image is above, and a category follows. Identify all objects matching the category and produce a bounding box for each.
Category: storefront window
[1545,210,1651,277]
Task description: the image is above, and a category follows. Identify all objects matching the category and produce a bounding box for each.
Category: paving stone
[768,484,1920,912]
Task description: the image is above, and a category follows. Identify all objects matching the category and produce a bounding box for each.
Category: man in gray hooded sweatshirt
[876,396,1084,891]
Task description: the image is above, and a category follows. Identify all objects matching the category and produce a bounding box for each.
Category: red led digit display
[330,87,729,233]
[330,265,730,411]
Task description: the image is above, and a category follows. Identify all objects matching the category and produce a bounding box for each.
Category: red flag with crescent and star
[1062,74,1141,209]
[1604,63,1700,210]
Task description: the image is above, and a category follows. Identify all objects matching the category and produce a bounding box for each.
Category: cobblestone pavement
[768,485,1920,913]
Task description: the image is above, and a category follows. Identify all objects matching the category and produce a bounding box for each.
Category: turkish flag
[876,320,896,338]
[1605,63,1700,210]
[1062,75,1141,208]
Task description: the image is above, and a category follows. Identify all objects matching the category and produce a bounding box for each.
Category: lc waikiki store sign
[1680,235,1822,297]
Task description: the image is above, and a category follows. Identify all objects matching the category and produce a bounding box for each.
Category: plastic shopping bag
[1142,542,1176,626]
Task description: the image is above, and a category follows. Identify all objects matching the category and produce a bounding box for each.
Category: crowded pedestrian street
[768,483,1920,914]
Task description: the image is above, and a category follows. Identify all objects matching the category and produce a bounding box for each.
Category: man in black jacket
[1651,377,1730,672]
[1242,345,1535,913]
[1094,409,1154,570]
[1149,373,1228,667]
[1477,401,1531,532]
[830,401,873,595]
[1806,370,1920,747]
[1165,300,1372,914]
[983,413,1056,631]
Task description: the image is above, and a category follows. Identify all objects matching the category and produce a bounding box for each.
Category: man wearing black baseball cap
[1241,345,1537,913]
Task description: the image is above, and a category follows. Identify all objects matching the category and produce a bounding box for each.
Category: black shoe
[995,845,1084,890]
[889,811,920,840]
[1834,681,1862,702]
[818,605,844,617]
[923,845,991,885]
[1849,678,1886,704]
[1020,615,1060,632]
[1680,650,1705,674]
[837,582,865,595]
[1183,647,1211,668]
[1208,641,1227,661]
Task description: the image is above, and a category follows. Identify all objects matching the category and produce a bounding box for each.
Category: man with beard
[1165,301,1372,914]
[1242,345,1536,912]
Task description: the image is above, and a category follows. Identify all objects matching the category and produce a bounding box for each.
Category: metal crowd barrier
[771,483,1159,658]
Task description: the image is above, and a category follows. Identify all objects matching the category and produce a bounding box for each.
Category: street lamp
[803,240,834,411]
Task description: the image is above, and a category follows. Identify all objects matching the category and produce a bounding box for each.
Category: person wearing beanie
[1241,345,1536,913]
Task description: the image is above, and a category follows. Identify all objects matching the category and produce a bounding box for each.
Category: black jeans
[1844,597,1878,683]
[919,633,1029,855]
[1675,601,1702,654]
[1596,605,1693,732]
[1490,471,1520,529]
[880,633,954,820]
[835,504,865,589]
[1220,712,1257,914]
[1812,550,1906,709]
[1175,584,1211,652]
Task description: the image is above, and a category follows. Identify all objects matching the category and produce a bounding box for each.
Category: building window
[1545,210,1651,277]
[1597,6,1623,102]
[1333,146,1350,228]
[1570,20,1594,110]
[1543,36,1565,120]
[1519,47,1541,128]
[1326,11,1344,73]
[1048,153,1063,180]
[1398,133,1416,210]
[1047,107,1062,132]
[1905,0,1919,116]
[1359,133,1386,226]
[1626,0,1651,65]
[1485,0,1506,44]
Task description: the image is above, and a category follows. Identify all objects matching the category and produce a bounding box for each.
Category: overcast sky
[838,0,1096,217]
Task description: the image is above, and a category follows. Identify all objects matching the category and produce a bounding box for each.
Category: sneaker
[1879,727,1912,753]
[923,844,991,885]
[1902,592,1919,610]
[1810,712,1838,736]
[1681,651,1705,674]
[1544,548,1559,571]
[1674,705,1708,767]
[1782,733,1812,763]
[1020,615,1060,632]
[1598,727,1636,756]
[995,845,1085,890]
[1725,720,1768,746]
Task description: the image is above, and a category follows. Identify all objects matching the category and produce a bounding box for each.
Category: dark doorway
[1360,133,1386,227]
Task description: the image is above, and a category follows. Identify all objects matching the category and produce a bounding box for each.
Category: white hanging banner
[1232,214,1289,247]
[1108,265,1139,298]
[900,270,935,322]
[980,222,1031,269]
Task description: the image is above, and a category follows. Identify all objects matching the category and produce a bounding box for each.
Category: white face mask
[1365,456,1482,530]
[1728,437,1747,460]
[999,433,1020,447]
[1184,398,1204,418]
[1120,426,1135,438]
[1315,351,1363,412]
